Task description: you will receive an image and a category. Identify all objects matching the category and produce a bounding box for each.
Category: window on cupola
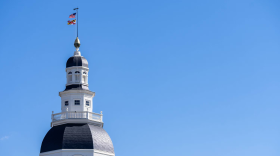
[75,71,80,82]
[67,72,72,83]
[83,75,87,83]
[65,101,69,106]
[75,100,80,105]
[86,101,90,106]
[82,71,87,84]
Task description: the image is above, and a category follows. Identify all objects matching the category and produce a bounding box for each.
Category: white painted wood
[40,49,115,155]
[40,149,115,156]
[52,111,102,119]
[59,90,95,112]
[66,67,89,86]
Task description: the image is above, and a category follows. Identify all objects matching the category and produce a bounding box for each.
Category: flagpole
[77,8,79,37]
[74,7,79,37]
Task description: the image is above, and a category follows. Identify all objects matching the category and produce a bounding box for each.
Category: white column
[72,70,75,84]
[80,70,83,83]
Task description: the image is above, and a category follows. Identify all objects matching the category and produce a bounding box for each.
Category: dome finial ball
[74,37,80,48]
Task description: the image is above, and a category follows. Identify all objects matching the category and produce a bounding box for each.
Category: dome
[40,124,114,154]
[66,56,88,68]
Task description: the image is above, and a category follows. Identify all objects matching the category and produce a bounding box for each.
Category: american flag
[69,13,76,18]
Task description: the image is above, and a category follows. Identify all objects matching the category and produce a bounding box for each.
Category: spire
[74,37,81,56]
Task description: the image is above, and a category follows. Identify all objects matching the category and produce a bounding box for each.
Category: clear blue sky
[0,0,280,155]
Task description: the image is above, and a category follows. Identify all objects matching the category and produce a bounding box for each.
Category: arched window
[82,75,88,84]
[67,72,72,83]
[82,72,87,83]
[75,71,80,82]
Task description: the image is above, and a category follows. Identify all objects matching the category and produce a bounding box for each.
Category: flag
[72,19,76,24]
[67,20,72,25]
[67,19,76,25]
[69,13,76,18]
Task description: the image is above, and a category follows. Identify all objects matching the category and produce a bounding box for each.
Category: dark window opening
[65,101,69,106]
[75,71,80,73]
[68,72,72,74]
[75,100,80,105]
[86,101,90,106]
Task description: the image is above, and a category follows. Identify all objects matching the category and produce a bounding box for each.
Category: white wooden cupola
[59,37,95,113]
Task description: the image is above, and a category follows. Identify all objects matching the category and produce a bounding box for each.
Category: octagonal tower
[40,38,115,156]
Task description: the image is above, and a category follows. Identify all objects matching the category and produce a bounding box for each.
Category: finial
[100,111,103,115]
[74,37,80,48]
[74,37,81,56]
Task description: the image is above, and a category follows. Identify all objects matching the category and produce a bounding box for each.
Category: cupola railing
[51,111,103,123]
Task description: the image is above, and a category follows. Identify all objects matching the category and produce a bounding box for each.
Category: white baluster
[100,111,103,122]
[66,108,68,119]
[51,111,54,121]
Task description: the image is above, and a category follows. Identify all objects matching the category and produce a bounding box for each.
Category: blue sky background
[0,0,280,155]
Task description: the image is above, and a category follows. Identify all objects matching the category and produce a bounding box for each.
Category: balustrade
[52,111,103,122]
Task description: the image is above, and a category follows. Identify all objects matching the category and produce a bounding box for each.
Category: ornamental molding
[59,90,95,97]
[40,149,115,156]
[66,66,89,71]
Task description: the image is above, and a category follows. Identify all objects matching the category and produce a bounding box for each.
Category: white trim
[40,149,93,156]
[51,118,103,127]
[66,66,89,71]
[94,149,115,156]
[59,90,95,97]
[40,149,115,156]
[65,83,89,86]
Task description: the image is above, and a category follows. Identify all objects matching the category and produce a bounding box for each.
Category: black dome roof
[40,124,114,154]
[66,56,88,68]
[64,84,89,91]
